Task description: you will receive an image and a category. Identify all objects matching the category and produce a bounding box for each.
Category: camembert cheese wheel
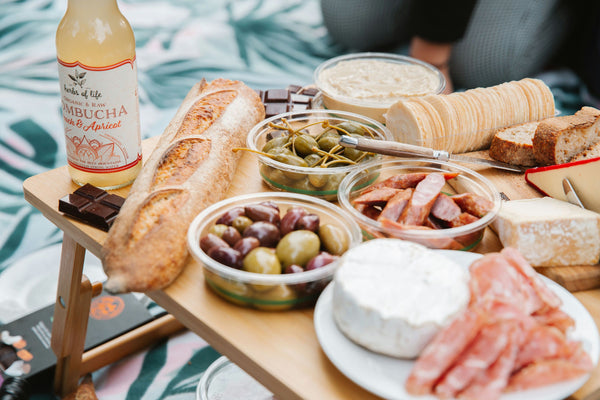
[332,239,470,358]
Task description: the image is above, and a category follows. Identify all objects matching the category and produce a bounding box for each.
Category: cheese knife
[562,177,585,208]
[338,136,526,173]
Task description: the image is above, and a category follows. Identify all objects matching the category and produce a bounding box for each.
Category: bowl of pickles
[244,109,392,200]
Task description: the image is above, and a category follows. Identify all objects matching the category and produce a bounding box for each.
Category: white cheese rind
[332,239,470,359]
[492,197,600,267]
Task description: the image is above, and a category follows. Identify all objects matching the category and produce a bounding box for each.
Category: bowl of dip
[314,52,446,124]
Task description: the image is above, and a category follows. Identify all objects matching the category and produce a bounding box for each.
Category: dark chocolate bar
[58,184,125,231]
[256,85,318,118]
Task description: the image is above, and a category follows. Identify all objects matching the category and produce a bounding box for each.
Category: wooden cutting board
[464,150,600,292]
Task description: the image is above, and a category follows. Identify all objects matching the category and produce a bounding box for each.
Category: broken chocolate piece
[256,85,318,118]
[59,184,125,231]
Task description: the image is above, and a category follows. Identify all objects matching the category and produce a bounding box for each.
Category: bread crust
[533,106,600,165]
[102,79,265,293]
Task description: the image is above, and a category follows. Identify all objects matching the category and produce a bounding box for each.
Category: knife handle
[342,136,449,161]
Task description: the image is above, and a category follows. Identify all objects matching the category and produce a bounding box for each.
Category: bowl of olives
[244,109,392,201]
[187,192,362,310]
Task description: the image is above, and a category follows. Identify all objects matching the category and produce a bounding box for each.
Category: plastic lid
[197,356,276,400]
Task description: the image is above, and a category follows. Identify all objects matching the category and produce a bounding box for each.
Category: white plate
[314,250,600,400]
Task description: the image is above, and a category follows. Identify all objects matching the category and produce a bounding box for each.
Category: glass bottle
[56,0,142,189]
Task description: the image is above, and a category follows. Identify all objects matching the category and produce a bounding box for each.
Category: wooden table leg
[51,234,102,397]
[49,234,186,397]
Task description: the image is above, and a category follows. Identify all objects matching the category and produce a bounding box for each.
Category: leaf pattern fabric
[0,0,589,398]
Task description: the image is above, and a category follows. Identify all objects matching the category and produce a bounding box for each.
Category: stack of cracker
[385,78,555,154]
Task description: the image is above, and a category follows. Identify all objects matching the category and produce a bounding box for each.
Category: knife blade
[338,136,525,173]
[562,177,585,208]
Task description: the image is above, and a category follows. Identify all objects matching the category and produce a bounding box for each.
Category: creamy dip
[318,59,440,105]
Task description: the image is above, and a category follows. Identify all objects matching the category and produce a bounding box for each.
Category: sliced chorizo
[398,173,446,226]
[451,193,494,217]
[431,193,462,222]
[378,188,413,222]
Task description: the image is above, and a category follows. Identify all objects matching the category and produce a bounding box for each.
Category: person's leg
[450,0,572,89]
[320,0,412,51]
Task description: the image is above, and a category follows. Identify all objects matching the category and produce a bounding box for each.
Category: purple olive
[244,203,281,225]
[200,233,230,254]
[280,206,308,235]
[233,236,260,257]
[221,226,242,247]
[207,246,243,269]
[297,213,320,232]
[259,200,280,212]
[215,207,245,226]
[242,221,281,247]
[305,252,339,271]
[284,264,304,274]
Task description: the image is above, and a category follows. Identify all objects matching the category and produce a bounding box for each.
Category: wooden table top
[22,136,600,400]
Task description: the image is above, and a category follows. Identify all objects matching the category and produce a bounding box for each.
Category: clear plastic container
[314,52,446,123]
[187,192,362,310]
[246,109,391,201]
[197,356,276,400]
[337,159,501,251]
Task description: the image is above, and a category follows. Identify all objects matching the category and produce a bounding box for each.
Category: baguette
[533,106,600,165]
[102,78,265,293]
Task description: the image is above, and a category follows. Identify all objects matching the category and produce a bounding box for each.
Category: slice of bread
[533,106,600,165]
[571,140,600,162]
[489,121,539,166]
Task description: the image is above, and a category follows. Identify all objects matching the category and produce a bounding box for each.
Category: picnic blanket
[0,0,595,398]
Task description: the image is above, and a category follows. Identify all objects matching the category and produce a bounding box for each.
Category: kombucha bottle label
[58,58,142,173]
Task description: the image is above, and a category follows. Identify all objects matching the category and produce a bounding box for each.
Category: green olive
[208,224,229,238]
[318,224,349,255]
[335,121,369,136]
[289,177,315,192]
[253,284,297,311]
[321,173,344,191]
[232,216,253,234]
[342,135,365,161]
[308,173,328,188]
[267,147,294,157]
[262,135,290,153]
[243,247,282,274]
[304,153,322,167]
[276,230,321,268]
[293,134,319,157]
[273,154,308,181]
[262,166,294,187]
[317,130,341,151]
[317,136,339,152]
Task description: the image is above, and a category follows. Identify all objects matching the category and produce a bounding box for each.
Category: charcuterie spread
[328,240,593,400]
[102,78,265,293]
[43,49,600,399]
[405,247,592,399]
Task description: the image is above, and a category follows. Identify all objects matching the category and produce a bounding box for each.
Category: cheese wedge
[525,157,600,213]
[492,197,600,267]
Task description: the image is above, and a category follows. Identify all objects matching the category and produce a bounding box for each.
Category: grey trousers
[320,0,572,89]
